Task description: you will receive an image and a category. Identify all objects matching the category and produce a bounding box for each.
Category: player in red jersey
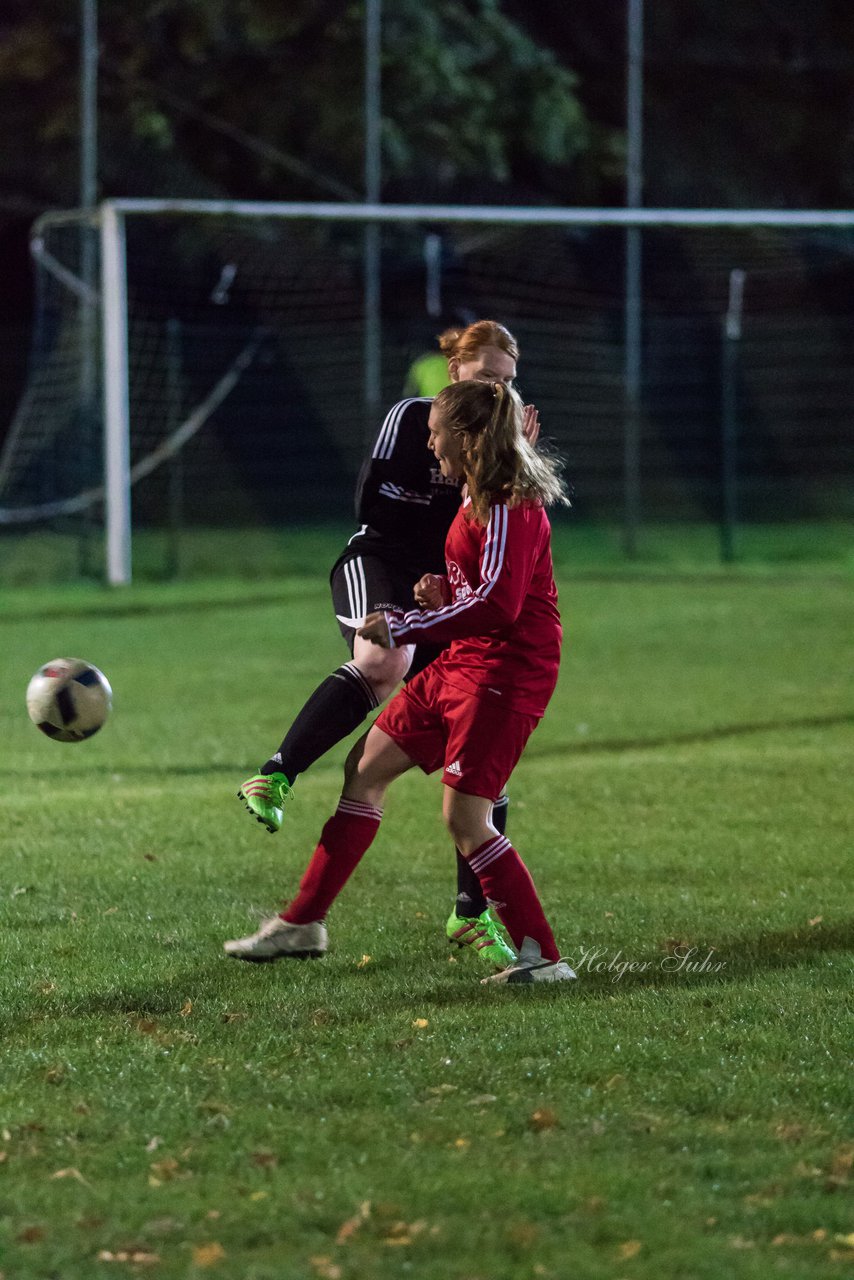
[237,320,541,969]
[225,380,576,984]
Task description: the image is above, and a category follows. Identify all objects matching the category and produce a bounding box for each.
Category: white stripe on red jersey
[387,498,561,717]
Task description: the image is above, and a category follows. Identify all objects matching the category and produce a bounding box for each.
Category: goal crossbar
[25,199,854,585]
[34,200,854,237]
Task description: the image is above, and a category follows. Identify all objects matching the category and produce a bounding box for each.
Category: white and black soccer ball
[26,658,112,742]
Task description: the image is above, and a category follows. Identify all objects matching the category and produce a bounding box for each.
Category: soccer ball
[26,658,112,742]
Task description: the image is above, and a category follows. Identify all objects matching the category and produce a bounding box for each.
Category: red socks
[468,835,559,962]
[281,806,558,965]
[281,798,382,924]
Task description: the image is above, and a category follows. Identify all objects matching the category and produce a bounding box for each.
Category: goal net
[2,201,853,581]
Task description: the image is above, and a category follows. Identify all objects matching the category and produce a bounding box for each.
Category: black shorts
[330,551,443,680]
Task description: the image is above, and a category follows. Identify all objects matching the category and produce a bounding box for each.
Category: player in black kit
[238,319,539,968]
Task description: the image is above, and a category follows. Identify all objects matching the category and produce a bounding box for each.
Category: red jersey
[387,496,562,717]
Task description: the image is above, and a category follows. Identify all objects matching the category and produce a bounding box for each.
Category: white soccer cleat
[223,917,328,962]
[481,936,577,985]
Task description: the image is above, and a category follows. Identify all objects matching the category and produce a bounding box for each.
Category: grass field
[1,528,852,1279]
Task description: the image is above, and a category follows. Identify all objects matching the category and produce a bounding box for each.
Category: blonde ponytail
[432,381,569,525]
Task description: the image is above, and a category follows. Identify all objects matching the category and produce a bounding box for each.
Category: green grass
[1,550,852,1279]
[1,518,853,588]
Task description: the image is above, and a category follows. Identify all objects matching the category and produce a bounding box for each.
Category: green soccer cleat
[237,771,293,833]
[446,907,517,969]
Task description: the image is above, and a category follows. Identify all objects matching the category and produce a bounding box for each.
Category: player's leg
[442,788,552,953]
[224,727,415,961]
[238,554,414,833]
[447,793,511,955]
[439,691,575,985]
[404,643,514,964]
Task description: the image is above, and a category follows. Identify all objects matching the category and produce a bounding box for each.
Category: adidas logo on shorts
[444,760,462,777]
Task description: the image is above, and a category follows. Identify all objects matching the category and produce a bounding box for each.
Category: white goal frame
[33,198,854,584]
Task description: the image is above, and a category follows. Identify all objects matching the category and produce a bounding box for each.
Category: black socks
[454,794,510,918]
[261,663,379,782]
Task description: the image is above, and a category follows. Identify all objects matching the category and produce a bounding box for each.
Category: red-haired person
[237,321,541,970]
[226,380,576,985]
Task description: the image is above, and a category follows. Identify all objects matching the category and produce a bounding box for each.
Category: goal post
[100,201,131,586]
[4,199,854,585]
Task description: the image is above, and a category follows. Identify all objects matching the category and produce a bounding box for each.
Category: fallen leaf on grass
[808,915,823,926]
[529,1108,559,1131]
[826,1148,853,1190]
[221,1011,246,1024]
[141,1217,183,1237]
[467,1094,497,1106]
[103,907,119,915]
[617,1240,642,1260]
[834,1233,854,1248]
[51,1167,91,1186]
[411,1018,429,1029]
[145,1136,162,1153]
[97,1250,160,1265]
[774,1122,807,1143]
[250,1150,277,1168]
[335,1200,371,1244]
[197,1101,231,1118]
[356,954,372,968]
[383,1219,427,1246]
[149,1157,182,1186]
[744,1186,781,1208]
[310,1257,343,1279]
[179,999,193,1018]
[16,1226,46,1243]
[192,1242,226,1267]
[506,1221,540,1248]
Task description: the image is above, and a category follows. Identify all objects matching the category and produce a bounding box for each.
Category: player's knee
[443,810,476,856]
[343,734,368,788]
[354,645,411,701]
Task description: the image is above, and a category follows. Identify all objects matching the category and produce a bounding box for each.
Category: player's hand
[413,574,450,610]
[522,403,540,446]
[358,611,393,647]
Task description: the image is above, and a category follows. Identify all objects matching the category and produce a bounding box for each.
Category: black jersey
[336,397,462,579]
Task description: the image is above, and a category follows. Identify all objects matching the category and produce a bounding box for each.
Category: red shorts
[375,663,540,801]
